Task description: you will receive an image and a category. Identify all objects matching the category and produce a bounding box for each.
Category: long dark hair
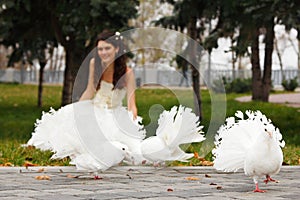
[94,30,127,90]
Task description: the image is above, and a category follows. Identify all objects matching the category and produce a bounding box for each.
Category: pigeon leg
[94,175,102,180]
[93,172,102,180]
[253,183,266,193]
[264,175,278,184]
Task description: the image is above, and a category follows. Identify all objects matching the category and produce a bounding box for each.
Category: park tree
[0,0,57,107]
[0,0,138,105]
[275,0,300,76]
[155,0,218,121]
[205,0,300,102]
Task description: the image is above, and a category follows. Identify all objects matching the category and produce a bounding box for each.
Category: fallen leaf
[24,161,38,168]
[66,174,79,178]
[126,174,133,179]
[202,161,214,166]
[35,175,51,180]
[186,177,200,181]
[167,188,174,192]
[38,168,45,172]
[3,162,13,167]
[205,174,211,178]
[194,152,199,158]
[216,186,223,190]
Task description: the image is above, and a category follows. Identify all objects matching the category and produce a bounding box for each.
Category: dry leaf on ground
[216,186,223,190]
[37,168,45,172]
[66,174,79,178]
[205,174,211,178]
[201,161,214,166]
[35,175,51,180]
[24,161,38,168]
[186,177,200,181]
[1,162,13,167]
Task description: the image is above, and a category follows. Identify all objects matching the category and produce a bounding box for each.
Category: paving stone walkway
[236,92,300,108]
[1,166,299,200]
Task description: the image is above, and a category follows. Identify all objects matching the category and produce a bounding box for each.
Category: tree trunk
[61,48,78,106]
[297,32,300,81]
[274,38,285,80]
[61,50,73,106]
[251,27,262,100]
[188,16,202,121]
[38,61,46,107]
[261,20,275,102]
[61,44,85,106]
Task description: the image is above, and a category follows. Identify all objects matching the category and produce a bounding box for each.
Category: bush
[212,77,252,93]
[282,77,299,91]
[228,78,252,93]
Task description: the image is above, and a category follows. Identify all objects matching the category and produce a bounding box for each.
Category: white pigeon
[59,141,132,179]
[141,105,205,165]
[213,110,285,192]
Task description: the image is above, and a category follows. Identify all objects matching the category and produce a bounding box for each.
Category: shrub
[282,77,299,91]
[229,78,252,93]
[212,77,252,93]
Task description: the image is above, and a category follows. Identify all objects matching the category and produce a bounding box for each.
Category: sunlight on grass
[0,83,299,166]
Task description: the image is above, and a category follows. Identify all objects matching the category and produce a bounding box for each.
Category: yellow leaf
[35,175,51,180]
[5,162,13,166]
[186,177,200,181]
[202,161,214,166]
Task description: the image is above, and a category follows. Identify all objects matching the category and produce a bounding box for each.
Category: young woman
[26,31,205,174]
[27,31,146,173]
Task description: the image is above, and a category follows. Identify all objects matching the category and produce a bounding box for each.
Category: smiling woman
[23,30,205,175]
[25,31,146,176]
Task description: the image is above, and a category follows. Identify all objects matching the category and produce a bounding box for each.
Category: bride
[27,31,205,175]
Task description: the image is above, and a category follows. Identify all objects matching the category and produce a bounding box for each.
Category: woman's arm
[79,58,96,101]
[126,67,138,118]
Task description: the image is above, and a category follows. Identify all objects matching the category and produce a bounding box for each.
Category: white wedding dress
[27,80,205,172]
[27,81,146,172]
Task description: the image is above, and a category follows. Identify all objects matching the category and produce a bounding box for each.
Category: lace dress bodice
[93,81,126,109]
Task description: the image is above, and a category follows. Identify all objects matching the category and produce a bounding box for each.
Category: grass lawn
[0,83,300,166]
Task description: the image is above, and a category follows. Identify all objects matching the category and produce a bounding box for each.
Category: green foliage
[0,83,62,141]
[283,145,300,165]
[282,77,299,91]
[0,140,70,166]
[212,77,251,93]
[228,78,252,93]
[0,83,300,166]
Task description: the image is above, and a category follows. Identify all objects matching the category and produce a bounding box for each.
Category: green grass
[0,83,300,166]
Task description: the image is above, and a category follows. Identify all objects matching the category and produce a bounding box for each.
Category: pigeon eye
[122,148,125,150]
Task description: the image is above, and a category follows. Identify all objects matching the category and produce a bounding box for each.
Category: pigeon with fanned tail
[213,110,285,192]
[141,105,205,165]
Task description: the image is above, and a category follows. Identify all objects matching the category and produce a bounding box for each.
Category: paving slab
[0,166,299,199]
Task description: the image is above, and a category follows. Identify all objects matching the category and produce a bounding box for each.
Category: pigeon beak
[266,131,272,137]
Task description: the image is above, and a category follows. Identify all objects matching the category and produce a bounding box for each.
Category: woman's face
[97,40,119,65]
